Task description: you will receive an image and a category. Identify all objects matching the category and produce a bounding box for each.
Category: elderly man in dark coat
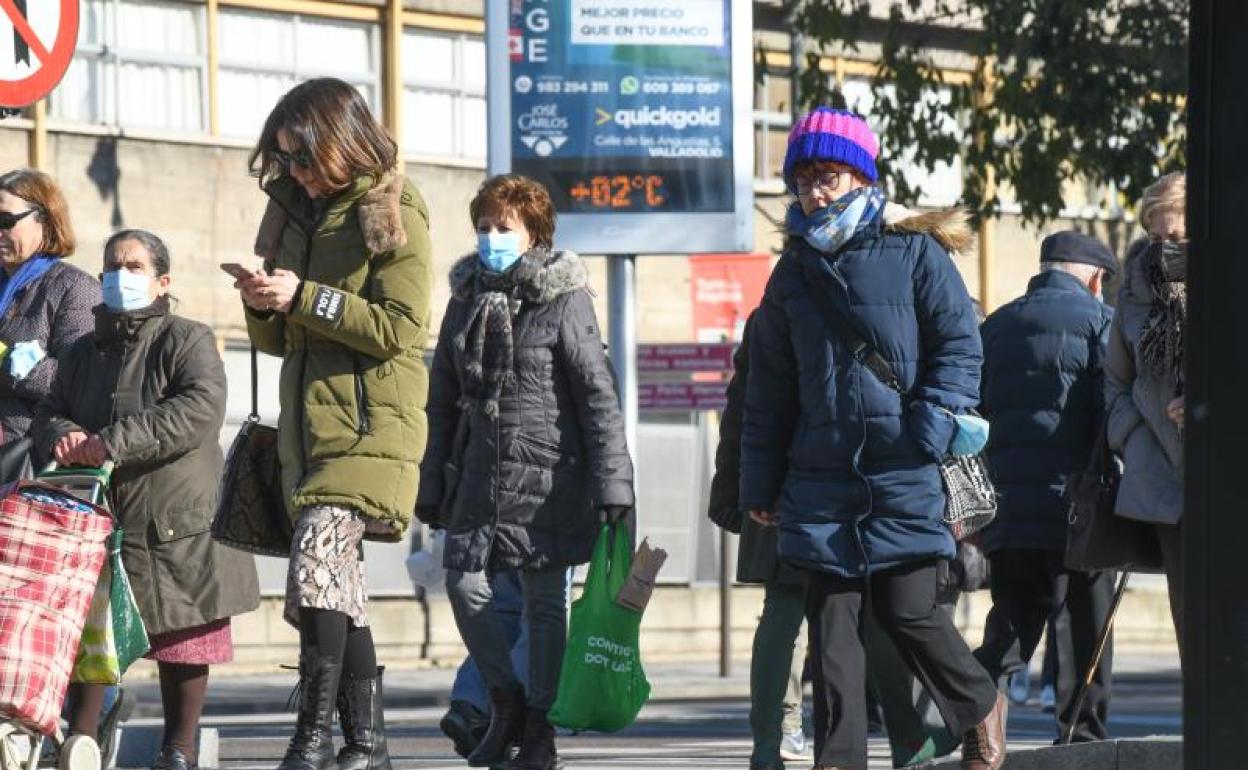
[972,230,1118,744]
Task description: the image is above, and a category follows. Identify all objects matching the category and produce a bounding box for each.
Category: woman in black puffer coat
[417,174,634,770]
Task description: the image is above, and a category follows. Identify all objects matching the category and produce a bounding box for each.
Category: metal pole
[1186,2,1248,765]
[608,255,638,465]
[719,526,732,677]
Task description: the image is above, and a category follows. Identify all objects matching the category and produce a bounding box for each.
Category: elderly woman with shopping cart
[33,229,260,770]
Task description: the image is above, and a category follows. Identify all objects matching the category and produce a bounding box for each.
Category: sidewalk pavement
[121,653,1182,720]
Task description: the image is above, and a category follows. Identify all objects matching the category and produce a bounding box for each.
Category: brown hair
[469,175,556,250]
[249,78,397,192]
[0,168,75,257]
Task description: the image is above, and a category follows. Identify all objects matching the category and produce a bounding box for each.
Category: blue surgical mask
[101,270,153,312]
[949,412,991,457]
[478,232,523,273]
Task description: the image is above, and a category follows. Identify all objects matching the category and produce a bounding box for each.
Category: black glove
[599,505,632,525]
[414,505,443,530]
[708,506,744,534]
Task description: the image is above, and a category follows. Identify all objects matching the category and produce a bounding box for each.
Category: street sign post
[0,0,78,107]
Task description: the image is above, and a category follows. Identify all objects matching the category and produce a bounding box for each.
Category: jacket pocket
[151,503,214,543]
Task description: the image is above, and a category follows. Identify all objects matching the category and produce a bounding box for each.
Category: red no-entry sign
[0,0,78,108]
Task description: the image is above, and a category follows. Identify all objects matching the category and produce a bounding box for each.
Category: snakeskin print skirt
[284,505,368,629]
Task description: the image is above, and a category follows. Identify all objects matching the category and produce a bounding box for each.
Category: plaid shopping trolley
[0,471,113,770]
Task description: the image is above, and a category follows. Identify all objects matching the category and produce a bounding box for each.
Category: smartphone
[220,262,256,280]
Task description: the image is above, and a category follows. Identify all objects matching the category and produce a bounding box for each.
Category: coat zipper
[353,359,373,435]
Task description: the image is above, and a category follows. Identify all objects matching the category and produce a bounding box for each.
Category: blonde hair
[1138,171,1185,234]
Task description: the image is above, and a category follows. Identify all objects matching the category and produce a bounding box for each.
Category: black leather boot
[466,685,526,767]
[336,667,392,770]
[506,708,559,770]
[276,657,342,770]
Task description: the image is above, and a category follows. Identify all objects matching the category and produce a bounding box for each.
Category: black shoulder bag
[1063,418,1162,572]
[211,345,292,557]
[797,257,997,541]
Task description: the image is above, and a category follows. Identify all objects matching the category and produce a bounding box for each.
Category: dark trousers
[1155,522,1184,662]
[974,549,1115,743]
[806,560,998,770]
[863,598,958,763]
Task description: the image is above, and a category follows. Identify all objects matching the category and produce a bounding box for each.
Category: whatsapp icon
[620,76,640,96]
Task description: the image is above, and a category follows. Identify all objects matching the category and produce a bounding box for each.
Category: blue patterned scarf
[0,255,55,319]
[786,187,887,255]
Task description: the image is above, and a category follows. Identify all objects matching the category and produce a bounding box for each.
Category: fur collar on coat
[882,203,975,257]
[253,173,409,260]
[448,250,590,306]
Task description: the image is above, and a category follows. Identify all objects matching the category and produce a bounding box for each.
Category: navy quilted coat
[740,208,982,578]
[978,270,1114,553]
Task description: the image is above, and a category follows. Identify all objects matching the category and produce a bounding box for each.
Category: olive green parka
[245,173,434,539]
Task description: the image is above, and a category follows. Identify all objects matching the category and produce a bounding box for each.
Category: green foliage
[791,0,1188,224]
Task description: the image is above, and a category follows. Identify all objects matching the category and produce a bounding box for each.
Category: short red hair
[469,175,556,250]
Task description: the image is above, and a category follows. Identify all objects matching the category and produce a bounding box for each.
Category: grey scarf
[453,251,546,418]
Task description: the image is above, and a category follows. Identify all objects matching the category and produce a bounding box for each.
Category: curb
[930,737,1182,769]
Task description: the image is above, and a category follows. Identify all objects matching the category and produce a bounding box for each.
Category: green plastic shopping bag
[72,529,151,683]
[549,522,651,732]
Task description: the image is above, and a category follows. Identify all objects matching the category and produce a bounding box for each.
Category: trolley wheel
[57,735,99,770]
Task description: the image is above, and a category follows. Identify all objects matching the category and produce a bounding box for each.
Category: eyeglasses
[793,169,849,196]
[273,148,313,170]
[0,209,36,231]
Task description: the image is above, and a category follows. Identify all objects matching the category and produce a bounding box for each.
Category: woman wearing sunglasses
[234,77,433,770]
[0,169,99,474]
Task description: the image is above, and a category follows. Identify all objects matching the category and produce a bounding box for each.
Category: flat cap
[1040,231,1118,275]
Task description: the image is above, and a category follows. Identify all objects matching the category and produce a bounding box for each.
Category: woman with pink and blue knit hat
[738,107,1008,770]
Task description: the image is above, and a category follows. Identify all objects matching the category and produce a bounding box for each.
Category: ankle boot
[466,684,526,767]
[336,667,392,770]
[276,657,342,770]
[506,708,559,770]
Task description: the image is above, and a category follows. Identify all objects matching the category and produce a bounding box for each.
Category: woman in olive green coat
[234,78,433,770]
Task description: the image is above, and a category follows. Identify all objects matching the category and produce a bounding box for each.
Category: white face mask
[101,269,152,312]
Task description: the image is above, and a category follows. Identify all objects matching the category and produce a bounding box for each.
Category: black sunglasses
[0,209,36,231]
[273,148,313,170]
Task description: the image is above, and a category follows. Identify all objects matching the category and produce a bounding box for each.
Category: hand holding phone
[220,262,259,281]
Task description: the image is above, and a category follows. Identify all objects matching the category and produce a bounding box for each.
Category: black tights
[298,607,377,678]
[68,663,209,762]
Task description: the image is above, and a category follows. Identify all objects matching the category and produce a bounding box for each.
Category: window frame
[402,28,486,161]
[215,7,383,138]
[51,0,211,132]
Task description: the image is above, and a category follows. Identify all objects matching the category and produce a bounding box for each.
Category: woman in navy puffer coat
[739,108,1005,770]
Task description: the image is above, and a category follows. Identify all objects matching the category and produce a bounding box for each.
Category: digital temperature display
[569,174,668,210]
[522,158,737,213]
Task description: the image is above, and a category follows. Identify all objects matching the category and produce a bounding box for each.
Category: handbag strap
[798,257,906,395]
[1085,416,1114,475]
[249,344,260,421]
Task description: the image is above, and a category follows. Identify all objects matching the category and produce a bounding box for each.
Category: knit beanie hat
[783,108,880,192]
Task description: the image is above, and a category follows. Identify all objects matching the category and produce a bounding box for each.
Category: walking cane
[1061,570,1132,745]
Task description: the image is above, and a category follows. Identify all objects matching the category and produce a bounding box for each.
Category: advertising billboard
[486,0,754,255]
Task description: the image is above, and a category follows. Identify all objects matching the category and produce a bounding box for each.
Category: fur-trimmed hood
[449,249,590,305]
[882,202,975,256]
[254,173,409,260]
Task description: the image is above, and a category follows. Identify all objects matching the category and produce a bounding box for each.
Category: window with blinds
[402,30,485,160]
[217,8,381,139]
[51,0,207,132]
